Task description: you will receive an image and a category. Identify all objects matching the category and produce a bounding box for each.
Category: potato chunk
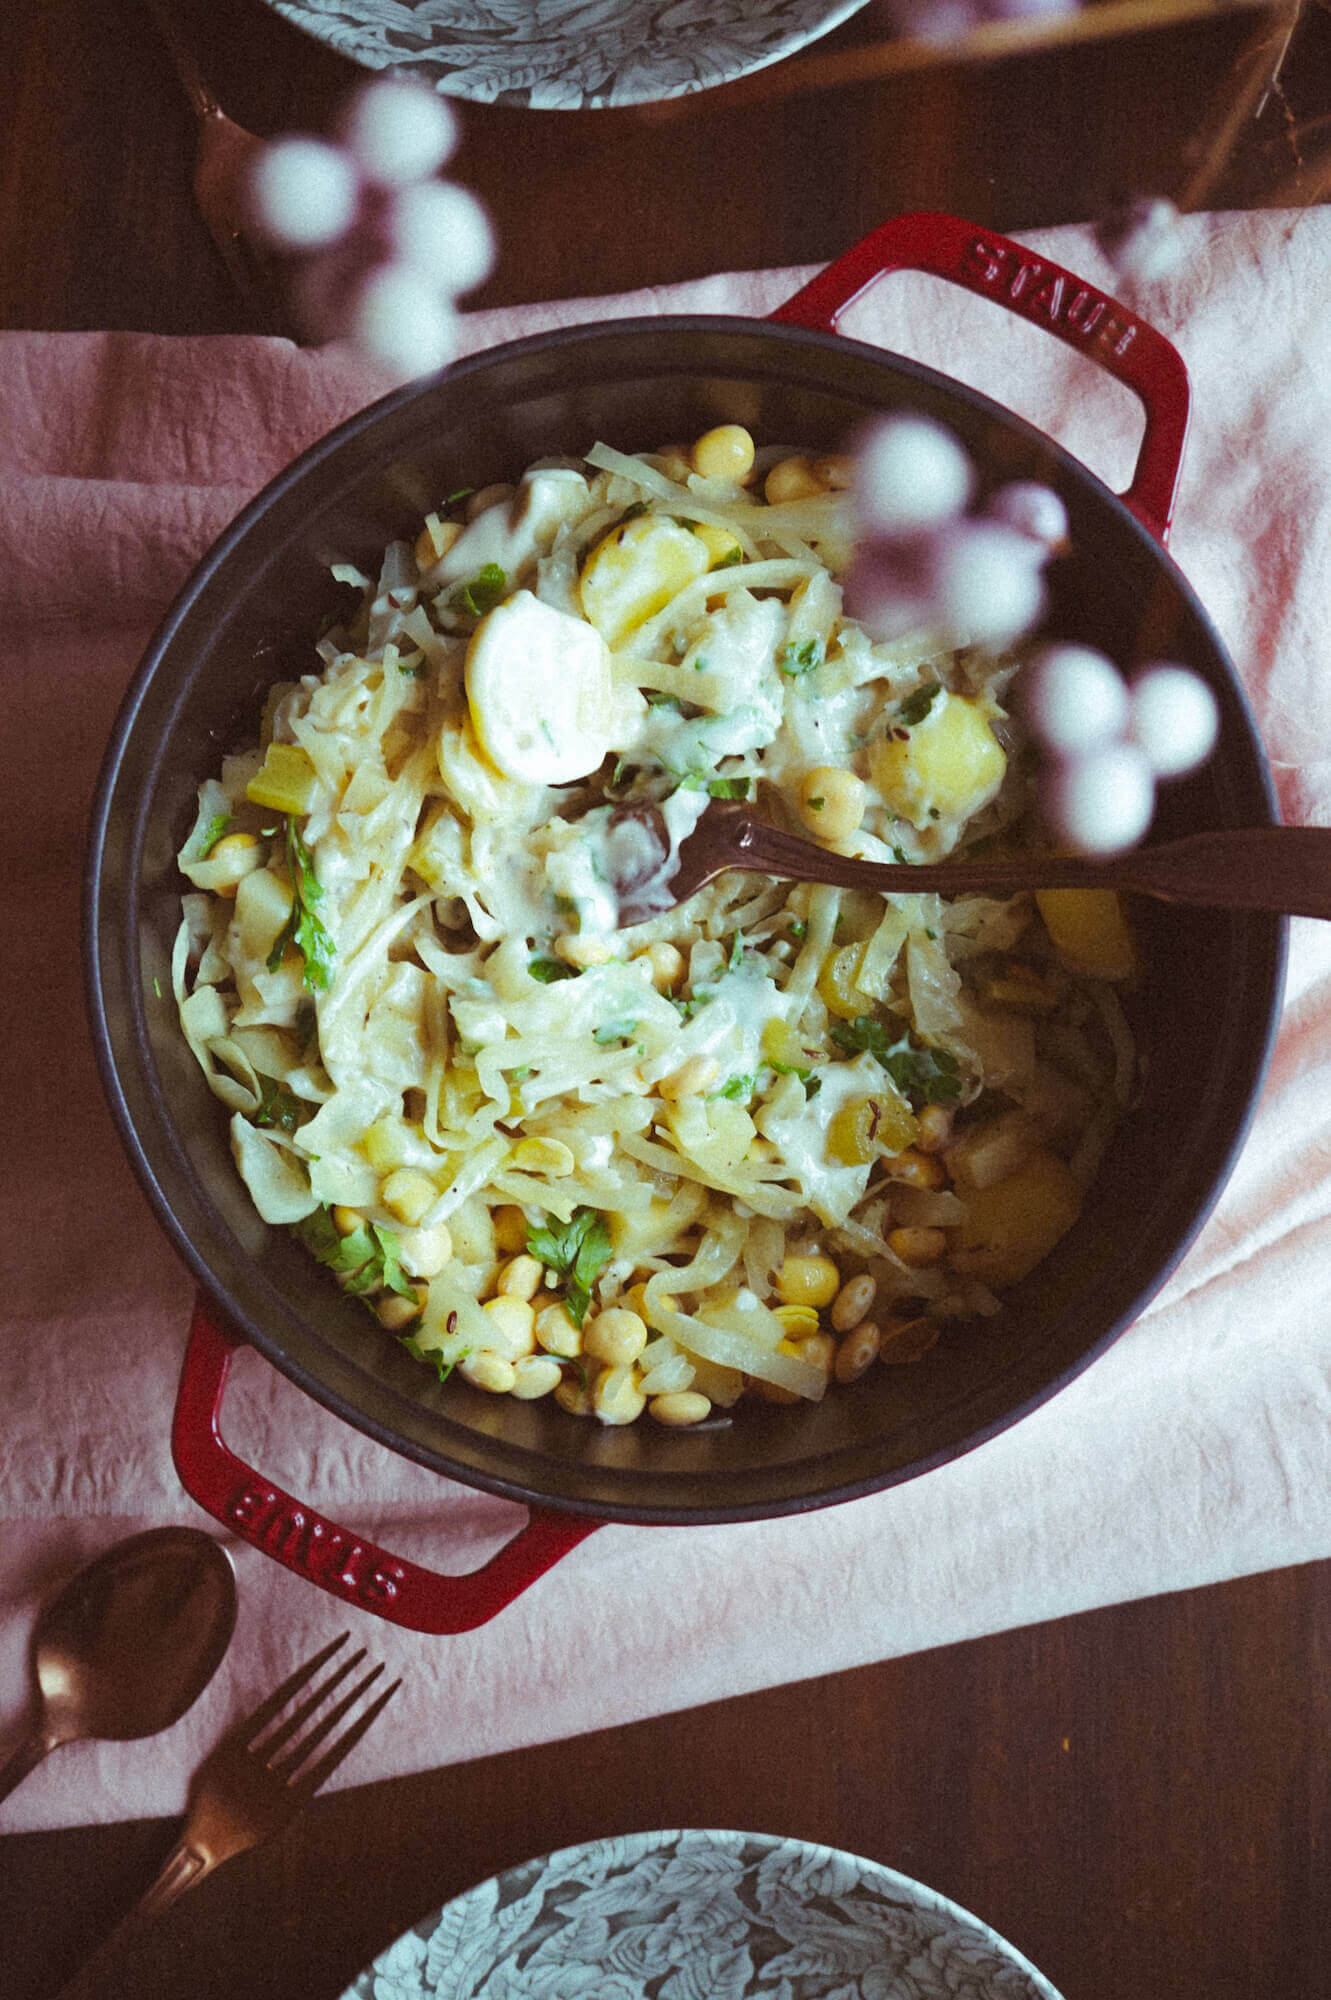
[1035,888,1137,981]
[868,690,1006,826]
[948,1146,1083,1286]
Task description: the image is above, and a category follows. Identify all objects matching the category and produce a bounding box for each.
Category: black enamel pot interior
[86,308,1284,1528]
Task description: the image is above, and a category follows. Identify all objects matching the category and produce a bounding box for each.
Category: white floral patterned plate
[265,1,872,110]
[339,1827,1065,1999]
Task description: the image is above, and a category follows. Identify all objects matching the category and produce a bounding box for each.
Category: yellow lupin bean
[886,1226,948,1268]
[376,1288,425,1331]
[882,1147,946,1190]
[797,767,867,845]
[811,453,855,489]
[496,1254,543,1301]
[583,1308,648,1368]
[592,1365,646,1426]
[481,1295,537,1360]
[510,1355,563,1400]
[511,1136,575,1176]
[649,1392,713,1427]
[206,832,263,893]
[773,1303,820,1337]
[764,456,825,505]
[459,1351,517,1394]
[397,1221,453,1278]
[658,1055,720,1102]
[915,1105,954,1155]
[535,1303,582,1357]
[555,1373,594,1417]
[380,1169,438,1228]
[691,424,755,483]
[636,941,684,991]
[774,1253,840,1309]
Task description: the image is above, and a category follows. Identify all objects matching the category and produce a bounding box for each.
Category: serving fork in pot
[54,1634,400,1998]
[619,806,1331,925]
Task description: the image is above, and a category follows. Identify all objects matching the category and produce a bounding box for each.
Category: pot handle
[172,1296,601,1634]
[770,210,1189,544]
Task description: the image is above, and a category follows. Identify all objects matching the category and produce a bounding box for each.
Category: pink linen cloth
[3,207,1331,1836]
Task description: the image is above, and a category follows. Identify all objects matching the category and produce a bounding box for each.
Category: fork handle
[51,1838,217,1999]
[172,1299,602,1633]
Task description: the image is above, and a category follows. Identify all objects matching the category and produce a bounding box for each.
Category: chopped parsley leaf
[671,991,715,1022]
[778,637,824,677]
[829,1016,962,1106]
[710,1073,757,1102]
[898,682,942,727]
[266,816,335,993]
[727,931,746,972]
[455,562,507,617]
[788,919,808,941]
[593,1018,639,1045]
[296,1207,416,1300]
[253,1072,303,1135]
[199,812,233,857]
[526,1208,613,1327]
[712,546,743,569]
[400,1336,466,1382]
[529,955,577,984]
[708,776,752,800]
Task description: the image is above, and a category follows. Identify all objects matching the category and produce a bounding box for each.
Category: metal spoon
[634,808,1331,922]
[0,1527,237,1805]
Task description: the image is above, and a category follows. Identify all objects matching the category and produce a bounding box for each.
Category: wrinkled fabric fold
[3,208,1330,1835]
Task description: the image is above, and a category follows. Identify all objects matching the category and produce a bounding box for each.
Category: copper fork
[55,1634,400,1996]
[139,0,289,331]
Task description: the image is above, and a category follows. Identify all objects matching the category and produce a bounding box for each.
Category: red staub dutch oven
[86,213,1284,1633]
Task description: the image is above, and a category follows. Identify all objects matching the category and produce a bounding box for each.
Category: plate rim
[263,0,873,110]
[339,1824,1066,1997]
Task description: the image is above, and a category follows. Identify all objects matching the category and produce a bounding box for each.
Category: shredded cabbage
[175,438,1135,1431]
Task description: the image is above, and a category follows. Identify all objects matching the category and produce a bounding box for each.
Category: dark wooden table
[3,2,1331,1995]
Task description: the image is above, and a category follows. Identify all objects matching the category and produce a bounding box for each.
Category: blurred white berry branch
[845,413,1218,852]
[246,77,495,380]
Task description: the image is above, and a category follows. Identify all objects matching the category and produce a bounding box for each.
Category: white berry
[248,138,358,249]
[1129,664,1219,776]
[390,179,495,294]
[985,481,1068,550]
[842,542,934,640]
[1045,743,1155,853]
[1022,644,1129,755]
[856,415,973,536]
[350,263,459,380]
[343,79,457,187]
[932,519,1045,648]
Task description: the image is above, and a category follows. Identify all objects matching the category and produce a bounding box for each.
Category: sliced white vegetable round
[1022,643,1129,755]
[247,137,358,249]
[1129,663,1220,776]
[342,78,458,185]
[466,590,614,784]
[348,263,459,380]
[855,414,973,536]
[390,179,495,294]
[1044,742,1156,853]
[985,481,1069,550]
[931,519,1046,648]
